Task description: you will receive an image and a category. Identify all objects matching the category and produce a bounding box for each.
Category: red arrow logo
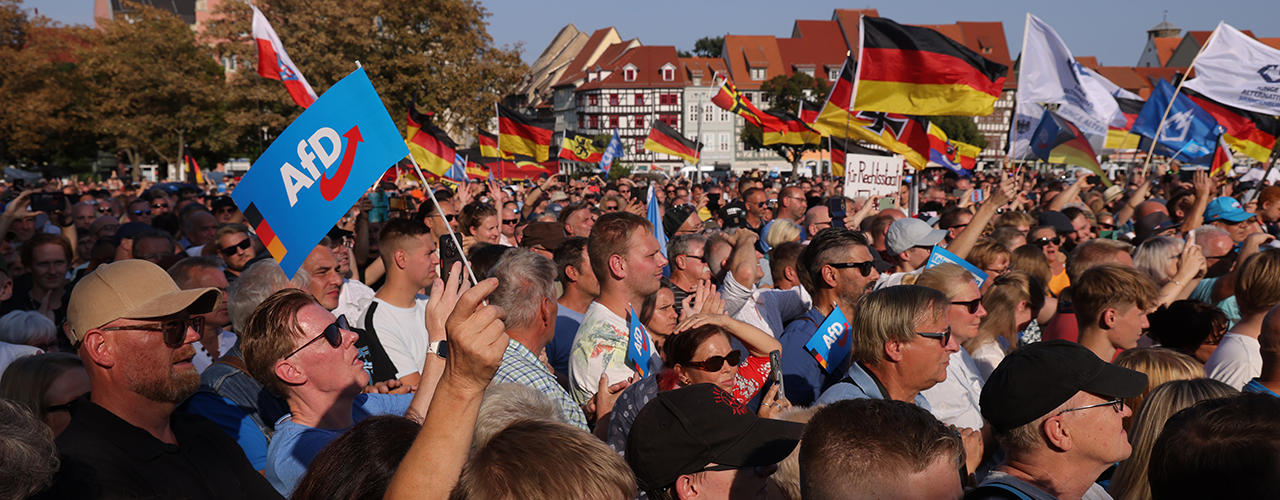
[320,126,362,201]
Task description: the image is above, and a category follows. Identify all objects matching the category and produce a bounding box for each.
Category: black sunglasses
[502,218,518,225]
[100,316,204,348]
[1032,236,1062,247]
[1098,222,1116,230]
[683,350,742,372]
[151,203,169,209]
[285,315,349,360]
[133,209,152,216]
[220,238,252,256]
[45,396,86,415]
[916,327,952,347]
[829,260,876,277]
[951,297,983,314]
[97,206,111,213]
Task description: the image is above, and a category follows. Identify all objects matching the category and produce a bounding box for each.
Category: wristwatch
[427,340,448,359]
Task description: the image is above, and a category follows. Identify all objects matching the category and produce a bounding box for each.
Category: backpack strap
[212,353,248,373]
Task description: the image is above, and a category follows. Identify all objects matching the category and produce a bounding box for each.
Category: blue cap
[1204,197,1255,223]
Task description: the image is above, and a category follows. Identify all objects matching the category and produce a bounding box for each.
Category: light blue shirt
[1244,378,1279,397]
[815,360,931,409]
[266,393,411,496]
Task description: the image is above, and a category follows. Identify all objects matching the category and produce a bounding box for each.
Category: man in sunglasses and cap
[627,383,803,500]
[966,340,1146,500]
[43,260,281,499]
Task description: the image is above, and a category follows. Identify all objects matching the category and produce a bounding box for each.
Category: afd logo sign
[1260,65,1280,84]
[231,68,408,276]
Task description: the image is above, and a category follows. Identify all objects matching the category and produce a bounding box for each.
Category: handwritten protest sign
[843,154,904,200]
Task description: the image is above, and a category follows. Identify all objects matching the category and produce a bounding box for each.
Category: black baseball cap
[211,195,237,212]
[663,204,696,239]
[980,340,1148,433]
[626,383,803,492]
[1133,212,1182,245]
[1038,211,1075,234]
[717,201,747,229]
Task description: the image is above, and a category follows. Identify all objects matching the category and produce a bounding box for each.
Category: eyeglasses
[604,204,619,211]
[502,218,518,225]
[100,316,204,348]
[284,315,349,360]
[701,463,771,476]
[951,297,983,314]
[132,209,151,216]
[97,206,111,213]
[680,253,707,263]
[682,350,742,372]
[220,238,252,256]
[1031,236,1062,247]
[1098,222,1116,230]
[214,206,236,214]
[1058,398,1124,416]
[152,203,169,210]
[828,260,876,277]
[916,327,952,347]
[45,396,85,415]
[435,213,458,222]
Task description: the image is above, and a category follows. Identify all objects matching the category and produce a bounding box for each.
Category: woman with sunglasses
[1027,225,1068,296]
[912,263,989,431]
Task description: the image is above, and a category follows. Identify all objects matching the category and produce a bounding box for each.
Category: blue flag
[926,245,990,289]
[626,306,652,378]
[646,185,667,258]
[445,153,467,183]
[599,129,623,173]
[1131,79,1223,161]
[231,68,409,276]
[804,304,852,374]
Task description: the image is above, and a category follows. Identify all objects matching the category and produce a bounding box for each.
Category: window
[589,115,599,128]
[750,68,766,80]
[635,115,645,129]
[588,95,598,106]
[222,55,237,72]
[635,138,645,153]
[660,114,678,127]
[578,115,584,128]
[576,95,582,106]
[635,94,645,106]
[663,68,675,81]
[828,68,840,80]
[798,68,814,77]
[625,68,636,81]
[721,110,730,121]
[720,133,730,151]
[703,134,714,148]
[609,94,619,106]
[609,115,619,128]
[705,109,714,122]
[658,94,678,106]
[743,92,753,102]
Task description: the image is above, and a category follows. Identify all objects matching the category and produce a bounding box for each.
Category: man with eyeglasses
[131,229,177,266]
[667,234,710,316]
[167,257,235,374]
[127,198,153,225]
[211,195,242,225]
[212,224,256,285]
[967,340,1145,500]
[44,259,280,499]
[499,202,520,245]
[742,187,768,234]
[779,229,881,406]
[146,190,173,217]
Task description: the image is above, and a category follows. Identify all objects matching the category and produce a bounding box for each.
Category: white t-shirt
[0,342,42,384]
[568,302,656,405]
[332,279,376,322]
[920,349,985,430]
[1205,332,1262,390]
[358,295,431,379]
[192,329,238,374]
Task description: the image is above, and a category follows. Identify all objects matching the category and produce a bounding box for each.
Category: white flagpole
[405,154,480,286]
[1140,28,1217,177]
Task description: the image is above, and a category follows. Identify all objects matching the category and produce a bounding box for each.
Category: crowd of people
[2,164,1280,500]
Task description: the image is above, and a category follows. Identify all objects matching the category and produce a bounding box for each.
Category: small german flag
[242,202,287,263]
[455,148,490,179]
[477,130,512,160]
[1211,137,1234,178]
[405,100,457,176]
[855,16,1007,116]
[710,73,775,129]
[1031,109,1111,186]
[813,57,932,170]
[1104,96,1145,150]
[559,131,606,162]
[497,104,553,162]
[762,109,822,146]
[644,120,701,165]
[1185,88,1279,163]
[798,99,822,124]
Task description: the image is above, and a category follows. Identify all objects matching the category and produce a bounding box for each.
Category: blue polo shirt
[816,360,931,409]
[779,307,848,406]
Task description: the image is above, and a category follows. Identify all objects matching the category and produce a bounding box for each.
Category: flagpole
[1139,29,1217,177]
[405,154,481,287]
[695,94,705,184]
[1245,151,1280,203]
[494,102,503,181]
[1007,13,1032,167]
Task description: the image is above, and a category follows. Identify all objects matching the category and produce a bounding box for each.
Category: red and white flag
[252,5,317,108]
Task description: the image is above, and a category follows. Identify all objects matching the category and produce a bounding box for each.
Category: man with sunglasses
[742,187,768,234]
[213,224,256,285]
[211,195,242,225]
[47,259,280,499]
[499,202,519,245]
[968,340,1145,500]
[127,198,153,225]
[1205,196,1259,244]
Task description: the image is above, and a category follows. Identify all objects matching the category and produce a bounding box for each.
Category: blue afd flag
[646,185,668,258]
[926,246,990,289]
[231,67,409,276]
[1131,79,1222,160]
[626,306,652,377]
[804,304,852,374]
[600,129,623,173]
[446,153,467,183]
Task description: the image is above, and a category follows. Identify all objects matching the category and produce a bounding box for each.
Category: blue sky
[27,0,1280,67]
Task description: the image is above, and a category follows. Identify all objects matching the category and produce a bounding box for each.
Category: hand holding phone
[828,198,846,229]
[878,196,895,210]
[769,350,785,402]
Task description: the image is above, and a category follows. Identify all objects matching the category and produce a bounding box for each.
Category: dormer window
[663,68,674,81]
[750,68,766,80]
[625,68,636,81]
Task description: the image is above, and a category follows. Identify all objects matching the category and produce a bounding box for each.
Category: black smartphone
[439,234,464,285]
[558,174,568,183]
[30,192,65,213]
[707,192,721,212]
[828,198,846,229]
[12,179,25,191]
[769,350,785,402]
[1087,176,1102,186]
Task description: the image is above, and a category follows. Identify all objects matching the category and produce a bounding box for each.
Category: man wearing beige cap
[44,260,281,499]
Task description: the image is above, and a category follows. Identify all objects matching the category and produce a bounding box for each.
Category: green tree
[692,36,723,58]
[739,72,830,174]
[607,161,632,181]
[930,115,989,150]
[77,3,228,179]
[205,0,526,160]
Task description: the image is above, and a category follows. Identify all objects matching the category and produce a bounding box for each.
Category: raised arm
[1113,177,1153,226]
[675,313,781,358]
[726,229,760,289]
[1048,173,1092,212]
[948,176,1014,260]
[402,262,468,422]
[1179,170,1213,234]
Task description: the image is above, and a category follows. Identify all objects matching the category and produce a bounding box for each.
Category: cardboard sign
[843,153,905,200]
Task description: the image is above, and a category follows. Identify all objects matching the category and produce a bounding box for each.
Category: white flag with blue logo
[1184,22,1280,116]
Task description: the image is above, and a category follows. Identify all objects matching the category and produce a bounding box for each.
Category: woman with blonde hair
[1108,378,1236,500]
[1010,245,1058,327]
[970,271,1044,379]
[765,218,802,250]
[1113,348,1205,428]
[1132,236,1206,307]
[966,238,1012,290]
[911,263,988,429]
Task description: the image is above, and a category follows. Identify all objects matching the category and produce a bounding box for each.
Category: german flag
[559,131,606,162]
[242,202,287,262]
[1030,109,1111,186]
[798,99,822,124]
[1104,96,1145,150]
[1210,137,1234,177]
[406,100,457,176]
[1185,88,1279,163]
[454,148,490,179]
[477,154,559,181]
[762,109,822,146]
[497,104,553,162]
[644,120,701,164]
[829,135,891,177]
[710,73,777,129]
[477,130,512,161]
[812,57,932,170]
[855,16,1007,116]
[926,123,981,174]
